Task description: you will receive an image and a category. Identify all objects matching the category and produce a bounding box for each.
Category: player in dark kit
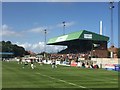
[51,60,57,68]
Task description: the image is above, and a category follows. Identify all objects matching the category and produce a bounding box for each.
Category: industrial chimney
[100,21,103,35]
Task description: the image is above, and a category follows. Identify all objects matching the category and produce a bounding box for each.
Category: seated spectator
[90,64,94,68]
[82,62,85,68]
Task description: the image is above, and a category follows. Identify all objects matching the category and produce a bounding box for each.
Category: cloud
[23,21,75,35]
[1,21,76,37]
[1,25,48,38]
[14,42,66,53]
[28,26,47,33]
[1,24,22,37]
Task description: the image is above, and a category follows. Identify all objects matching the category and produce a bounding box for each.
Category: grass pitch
[2,61,118,89]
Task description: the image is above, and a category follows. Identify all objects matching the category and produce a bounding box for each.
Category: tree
[6,41,12,45]
[1,41,27,58]
[12,44,26,57]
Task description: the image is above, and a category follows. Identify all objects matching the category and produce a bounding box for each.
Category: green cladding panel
[47,30,109,45]
[80,30,109,41]
[66,30,83,41]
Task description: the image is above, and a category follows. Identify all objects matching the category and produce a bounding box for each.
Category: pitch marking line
[36,73,92,90]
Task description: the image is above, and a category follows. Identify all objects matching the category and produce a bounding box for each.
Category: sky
[1,2,118,53]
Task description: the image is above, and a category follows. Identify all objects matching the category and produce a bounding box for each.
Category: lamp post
[109,1,114,46]
[44,29,47,59]
[109,2,114,58]
[91,42,93,59]
[62,21,66,50]
[62,21,66,35]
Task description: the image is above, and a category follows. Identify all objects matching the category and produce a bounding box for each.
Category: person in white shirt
[30,59,34,69]
[77,61,81,68]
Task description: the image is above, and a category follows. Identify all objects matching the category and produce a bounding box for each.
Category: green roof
[47,30,109,45]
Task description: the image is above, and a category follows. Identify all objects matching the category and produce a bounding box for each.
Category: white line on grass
[36,73,92,90]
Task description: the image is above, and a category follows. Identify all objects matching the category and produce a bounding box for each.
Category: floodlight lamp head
[109,0,114,3]
[44,29,47,33]
[63,21,65,24]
